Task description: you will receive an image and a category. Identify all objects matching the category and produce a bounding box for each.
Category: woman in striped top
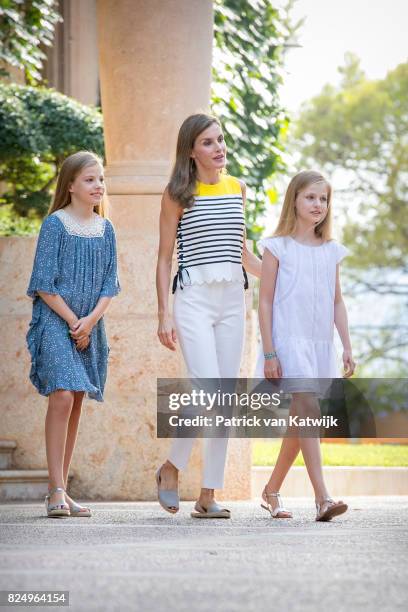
[172,174,248,292]
[156,113,261,518]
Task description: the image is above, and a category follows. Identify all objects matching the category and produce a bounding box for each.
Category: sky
[277,0,408,112]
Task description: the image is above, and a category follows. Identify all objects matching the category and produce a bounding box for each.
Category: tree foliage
[293,55,408,373]
[0,0,61,83]
[212,0,300,238]
[294,55,408,274]
[0,83,104,218]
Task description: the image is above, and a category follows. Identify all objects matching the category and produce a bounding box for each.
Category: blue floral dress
[26,209,120,401]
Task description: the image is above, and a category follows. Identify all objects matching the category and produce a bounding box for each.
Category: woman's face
[190,122,227,172]
[295,181,329,226]
[69,163,105,207]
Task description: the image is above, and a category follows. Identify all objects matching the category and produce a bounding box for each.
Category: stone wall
[0,232,255,500]
[0,0,254,501]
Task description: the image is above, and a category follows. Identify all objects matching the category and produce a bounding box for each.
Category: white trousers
[168,280,245,489]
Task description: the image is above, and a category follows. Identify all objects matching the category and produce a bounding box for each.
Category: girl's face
[69,163,105,207]
[190,122,227,173]
[295,181,329,226]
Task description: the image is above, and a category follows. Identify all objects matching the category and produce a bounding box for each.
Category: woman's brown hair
[168,113,222,209]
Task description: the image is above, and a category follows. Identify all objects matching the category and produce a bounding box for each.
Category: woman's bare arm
[239,181,262,279]
[156,187,182,350]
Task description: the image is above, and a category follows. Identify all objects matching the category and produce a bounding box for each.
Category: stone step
[0,440,17,470]
[0,470,49,501]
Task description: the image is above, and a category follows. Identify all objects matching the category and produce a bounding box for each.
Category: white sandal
[261,489,292,519]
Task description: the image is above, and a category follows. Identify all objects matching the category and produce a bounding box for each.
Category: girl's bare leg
[45,390,74,507]
[292,392,330,504]
[265,437,301,487]
[263,404,301,515]
[63,392,85,505]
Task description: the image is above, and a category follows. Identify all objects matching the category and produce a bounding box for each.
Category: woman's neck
[196,168,222,185]
[66,199,95,220]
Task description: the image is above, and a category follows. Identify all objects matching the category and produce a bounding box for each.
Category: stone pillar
[72,0,252,500]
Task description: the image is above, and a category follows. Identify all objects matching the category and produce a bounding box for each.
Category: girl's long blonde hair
[168,113,223,209]
[274,170,333,240]
[48,151,108,217]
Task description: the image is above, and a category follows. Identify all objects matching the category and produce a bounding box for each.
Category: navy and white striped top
[172,175,248,293]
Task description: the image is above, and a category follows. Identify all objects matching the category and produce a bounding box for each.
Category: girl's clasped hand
[70,315,95,351]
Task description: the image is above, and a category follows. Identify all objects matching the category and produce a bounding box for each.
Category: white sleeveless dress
[255,236,350,385]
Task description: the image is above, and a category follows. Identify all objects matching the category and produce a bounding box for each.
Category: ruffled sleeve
[334,242,350,263]
[27,215,62,298]
[257,236,283,260]
[99,220,121,297]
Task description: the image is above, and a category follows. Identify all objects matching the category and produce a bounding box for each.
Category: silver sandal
[315,498,348,521]
[45,487,70,518]
[261,489,292,518]
[191,501,231,519]
[155,465,179,514]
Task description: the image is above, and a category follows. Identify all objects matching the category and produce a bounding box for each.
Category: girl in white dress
[256,170,356,521]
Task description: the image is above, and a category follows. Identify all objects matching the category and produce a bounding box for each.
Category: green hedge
[0,83,104,225]
[253,441,408,467]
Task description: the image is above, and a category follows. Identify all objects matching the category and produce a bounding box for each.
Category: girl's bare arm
[70,297,113,341]
[37,292,78,327]
[334,265,356,377]
[258,249,282,378]
[37,292,90,351]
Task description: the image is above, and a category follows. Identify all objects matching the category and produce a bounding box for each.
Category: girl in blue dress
[26,151,120,518]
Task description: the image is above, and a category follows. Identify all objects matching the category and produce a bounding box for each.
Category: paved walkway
[1,497,407,612]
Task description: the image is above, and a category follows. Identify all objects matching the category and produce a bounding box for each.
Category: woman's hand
[342,349,356,378]
[158,315,177,351]
[70,315,95,341]
[264,356,282,380]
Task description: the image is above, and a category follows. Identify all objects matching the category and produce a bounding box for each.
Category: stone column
[82,0,253,500]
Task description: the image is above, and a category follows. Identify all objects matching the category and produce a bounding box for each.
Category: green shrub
[0,83,104,220]
[0,204,41,236]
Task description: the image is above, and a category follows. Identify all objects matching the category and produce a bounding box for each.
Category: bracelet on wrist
[264,351,277,360]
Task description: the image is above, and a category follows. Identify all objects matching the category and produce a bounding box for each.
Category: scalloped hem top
[172,175,247,293]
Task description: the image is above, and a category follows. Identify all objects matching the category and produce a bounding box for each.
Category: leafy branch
[0,0,62,83]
